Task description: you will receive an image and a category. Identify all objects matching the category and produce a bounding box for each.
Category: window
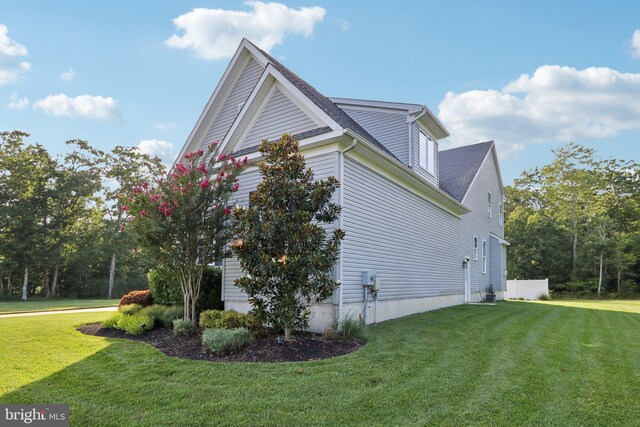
[499,202,503,226]
[418,131,435,175]
[487,192,492,218]
[482,240,487,273]
[473,236,478,260]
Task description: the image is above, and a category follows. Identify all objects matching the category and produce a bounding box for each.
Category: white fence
[504,279,549,300]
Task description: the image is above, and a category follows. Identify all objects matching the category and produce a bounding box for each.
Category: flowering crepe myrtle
[126,141,248,322]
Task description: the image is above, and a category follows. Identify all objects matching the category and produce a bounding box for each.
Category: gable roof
[438,141,494,202]
[250,43,399,161]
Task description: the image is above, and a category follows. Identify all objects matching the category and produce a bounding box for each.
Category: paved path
[0,306,118,319]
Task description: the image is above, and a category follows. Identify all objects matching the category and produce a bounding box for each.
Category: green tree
[232,134,345,341]
[128,143,246,322]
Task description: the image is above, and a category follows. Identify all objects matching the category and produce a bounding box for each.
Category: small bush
[538,293,551,301]
[139,305,184,328]
[198,309,264,334]
[102,312,122,329]
[173,319,196,336]
[199,309,224,329]
[119,289,153,308]
[329,315,366,343]
[119,303,143,315]
[202,328,254,355]
[116,314,154,335]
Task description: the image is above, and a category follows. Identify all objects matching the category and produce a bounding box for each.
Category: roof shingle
[438,141,494,202]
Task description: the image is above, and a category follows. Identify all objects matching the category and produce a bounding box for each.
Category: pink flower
[121,205,129,212]
[219,170,225,178]
[218,153,227,161]
[200,179,210,189]
[164,208,171,217]
[242,157,248,165]
[197,163,207,174]
[231,183,239,191]
[140,210,147,217]
[224,207,232,215]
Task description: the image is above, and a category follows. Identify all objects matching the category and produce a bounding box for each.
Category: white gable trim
[461,143,505,204]
[218,63,342,155]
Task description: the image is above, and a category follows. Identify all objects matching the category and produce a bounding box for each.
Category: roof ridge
[440,140,494,153]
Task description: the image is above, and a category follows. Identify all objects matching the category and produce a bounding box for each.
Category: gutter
[337,138,357,323]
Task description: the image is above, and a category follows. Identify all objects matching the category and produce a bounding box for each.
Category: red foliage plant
[118,289,153,307]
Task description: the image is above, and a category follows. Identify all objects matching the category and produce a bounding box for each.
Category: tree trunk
[597,252,604,297]
[284,326,292,341]
[7,273,11,296]
[0,275,3,296]
[108,252,116,299]
[572,232,578,277]
[43,266,50,297]
[21,266,29,301]
[51,264,59,297]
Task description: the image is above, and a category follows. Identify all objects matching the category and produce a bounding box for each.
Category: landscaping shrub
[147,265,223,313]
[329,315,366,343]
[202,328,254,355]
[538,293,551,301]
[173,319,195,336]
[102,312,122,329]
[199,309,264,334]
[118,289,153,308]
[116,314,154,335]
[119,303,143,315]
[199,309,224,329]
[139,305,183,328]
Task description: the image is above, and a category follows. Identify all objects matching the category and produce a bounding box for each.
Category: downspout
[337,137,358,323]
[407,107,427,168]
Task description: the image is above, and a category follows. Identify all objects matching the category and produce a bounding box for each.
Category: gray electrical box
[362,270,371,287]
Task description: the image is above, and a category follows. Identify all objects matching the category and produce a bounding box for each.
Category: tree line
[0,130,163,300]
[505,143,640,296]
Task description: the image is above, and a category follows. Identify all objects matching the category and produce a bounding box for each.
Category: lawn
[1,301,640,426]
[0,298,117,314]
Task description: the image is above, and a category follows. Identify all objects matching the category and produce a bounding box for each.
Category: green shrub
[538,293,551,301]
[199,309,224,329]
[102,312,123,329]
[139,305,183,328]
[116,314,154,335]
[202,328,254,355]
[173,319,196,336]
[619,280,636,298]
[119,303,143,315]
[330,315,366,343]
[198,309,264,334]
[148,265,223,313]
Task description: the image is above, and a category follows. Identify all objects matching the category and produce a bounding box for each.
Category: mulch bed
[77,323,363,363]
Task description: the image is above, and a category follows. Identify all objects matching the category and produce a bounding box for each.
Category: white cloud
[137,139,176,164]
[153,121,176,131]
[341,21,350,31]
[0,24,31,85]
[33,94,119,120]
[438,65,640,158]
[60,67,75,81]
[8,92,28,109]
[631,30,640,59]
[165,1,326,60]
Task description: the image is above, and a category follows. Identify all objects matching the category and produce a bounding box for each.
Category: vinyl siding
[412,123,439,187]
[239,88,320,151]
[199,58,263,150]
[459,150,506,293]
[223,152,339,301]
[341,156,464,304]
[340,107,410,165]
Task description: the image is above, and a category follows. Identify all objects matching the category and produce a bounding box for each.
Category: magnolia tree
[232,134,345,341]
[128,143,247,322]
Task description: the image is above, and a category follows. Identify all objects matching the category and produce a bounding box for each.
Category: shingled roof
[438,141,494,202]
[251,43,399,161]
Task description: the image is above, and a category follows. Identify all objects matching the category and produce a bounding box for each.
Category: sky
[1,0,639,183]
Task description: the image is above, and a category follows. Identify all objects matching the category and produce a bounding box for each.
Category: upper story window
[487,192,492,218]
[418,131,435,175]
[499,202,503,226]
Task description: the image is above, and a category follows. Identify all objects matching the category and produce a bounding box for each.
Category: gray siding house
[176,39,509,331]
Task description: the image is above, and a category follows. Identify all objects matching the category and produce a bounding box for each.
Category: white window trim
[473,236,478,261]
[487,192,492,218]
[482,240,487,274]
[417,128,436,176]
[418,130,427,171]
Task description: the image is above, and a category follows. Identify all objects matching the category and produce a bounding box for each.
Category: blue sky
[1,0,639,183]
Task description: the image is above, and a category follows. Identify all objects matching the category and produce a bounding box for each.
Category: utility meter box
[371,276,381,293]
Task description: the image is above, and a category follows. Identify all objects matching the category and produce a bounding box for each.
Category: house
[176,39,509,331]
